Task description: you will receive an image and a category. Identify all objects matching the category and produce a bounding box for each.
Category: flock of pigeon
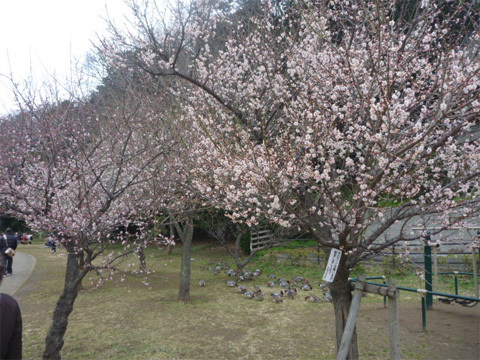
[198,262,333,303]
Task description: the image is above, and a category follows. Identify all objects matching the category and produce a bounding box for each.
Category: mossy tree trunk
[42,243,89,360]
[174,214,194,302]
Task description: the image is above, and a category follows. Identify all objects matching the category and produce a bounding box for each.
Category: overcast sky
[0,0,132,116]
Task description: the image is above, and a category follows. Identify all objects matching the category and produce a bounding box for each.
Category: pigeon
[226,280,237,287]
[270,290,284,298]
[253,285,262,294]
[245,291,256,299]
[256,292,265,301]
[267,281,276,287]
[324,291,333,302]
[253,269,263,277]
[301,284,313,291]
[292,276,304,284]
[272,294,283,303]
[225,269,237,277]
[285,287,298,299]
[242,272,254,281]
[237,285,248,293]
[198,280,206,287]
[305,294,322,302]
[209,268,220,275]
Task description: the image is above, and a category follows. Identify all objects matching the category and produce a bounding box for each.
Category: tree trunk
[43,245,86,360]
[174,215,194,302]
[138,246,147,272]
[167,222,174,255]
[330,257,359,360]
[77,251,85,291]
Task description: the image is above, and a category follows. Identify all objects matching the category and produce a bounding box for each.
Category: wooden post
[473,247,479,298]
[383,276,387,308]
[421,295,427,331]
[336,275,366,360]
[454,272,459,295]
[388,279,401,360]
[424,233,433,309]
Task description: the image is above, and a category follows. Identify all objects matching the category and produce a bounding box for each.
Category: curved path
[0,252,36,296]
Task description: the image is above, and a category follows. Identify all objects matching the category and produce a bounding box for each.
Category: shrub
[381,255,415,277]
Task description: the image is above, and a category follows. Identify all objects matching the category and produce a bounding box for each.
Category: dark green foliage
[0,215,28,233]
[240,231,251,255]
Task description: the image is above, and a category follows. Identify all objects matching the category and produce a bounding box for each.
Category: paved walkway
[0,252,36,296]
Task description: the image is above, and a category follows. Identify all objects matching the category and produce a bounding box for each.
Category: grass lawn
[14,242,480,359]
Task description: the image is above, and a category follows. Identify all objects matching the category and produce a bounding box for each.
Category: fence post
[454,272,459,295]
[388,279,401,360]
[474,231,479,298]
[424,232,433,310]
[383,276,387,308]
[433,246,438,289]
[421,294,427,331]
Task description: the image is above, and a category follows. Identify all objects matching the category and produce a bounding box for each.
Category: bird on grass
[305,294,322,302]
[292,276,304,284]
[285,287,298,299]
[271,294,283,303]
[319,282,329,289]
[270,290,284,298]
[237,285,248,293]
[301,284,313,291]
[245,291,256,299]
[198,280,206,287]
[209,268,220,275]
[241,272,254,281]
[225,269,237,277]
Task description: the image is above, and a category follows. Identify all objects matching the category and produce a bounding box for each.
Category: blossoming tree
[0,80,176,358]
[103,0,479,357]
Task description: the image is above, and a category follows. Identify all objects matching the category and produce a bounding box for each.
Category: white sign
[322,248,342,283]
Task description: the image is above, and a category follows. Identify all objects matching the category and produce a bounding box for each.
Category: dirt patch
[357,301,480,360]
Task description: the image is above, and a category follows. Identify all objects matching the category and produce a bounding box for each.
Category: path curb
[0,252,36,296]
